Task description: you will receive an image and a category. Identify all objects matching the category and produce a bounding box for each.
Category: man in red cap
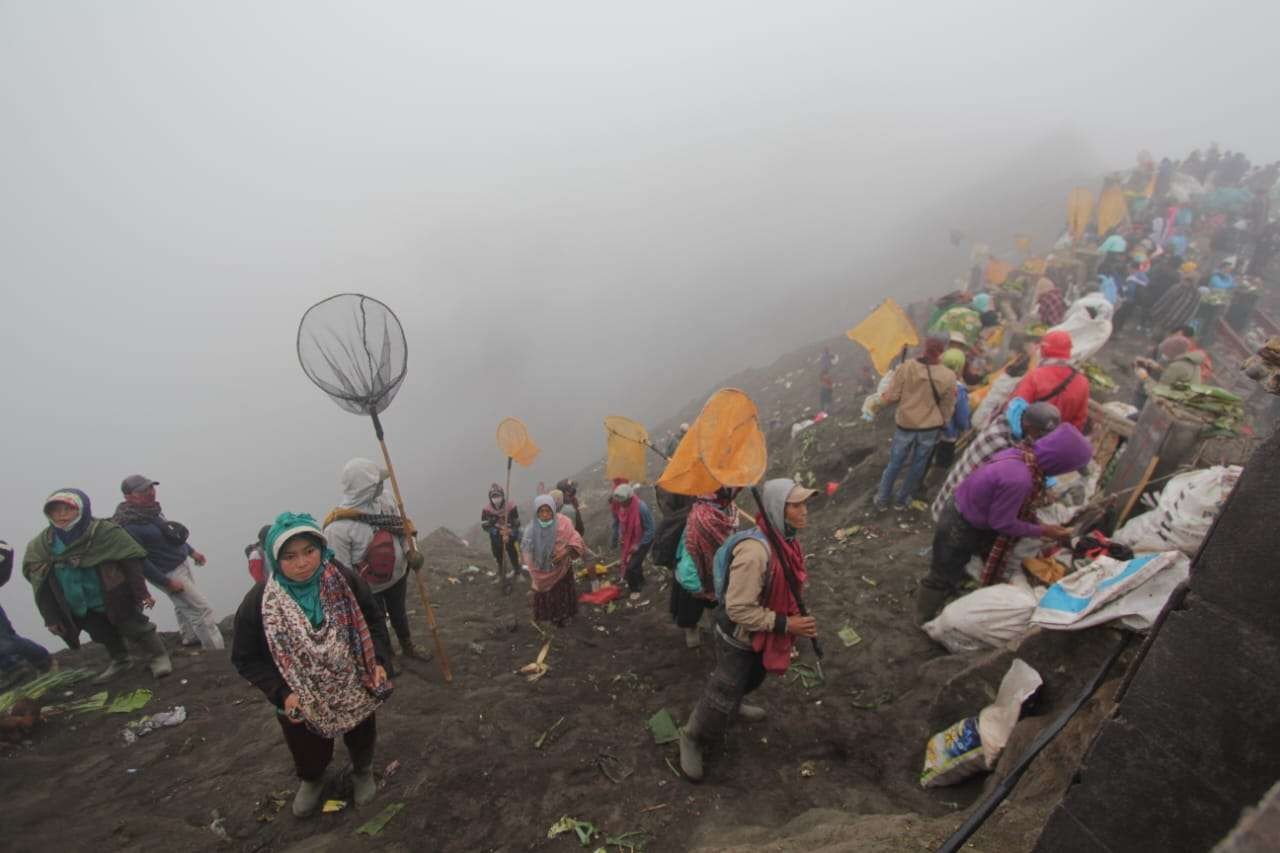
[1007,331,1091,430]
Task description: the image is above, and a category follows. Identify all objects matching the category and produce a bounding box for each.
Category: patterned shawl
[683,497,738,595]
[524,514,585,594]
[261,561,392,737]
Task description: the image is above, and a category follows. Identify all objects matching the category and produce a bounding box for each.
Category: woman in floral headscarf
[232,512,392,818]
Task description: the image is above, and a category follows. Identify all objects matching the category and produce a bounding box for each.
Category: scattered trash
[107,688,153,714]
[253,789,290,822]
[121,705,187,744]
[548,815,598,847]
[468,641,485,656]
[851,689,894,710]
[784,663,825,690]
[355,802,405,836]
[534,716,566,749]
[639,803,668,814]
[920,659,1042,788]
[578,584,622,606]
[598,752,634,783]
[462,565,482,574]
[646,709,680,745]
[790,419,815,439]
[833,525,862,541]
[606,830,650,851]
[446,576,461,585]
[322,799,347,814]
[799,761,817,778]
[825,481,840,497]
[0,668,92,713]
[908,499,928,512]
[837,625,862,648]
[859,575,878,587]
[63,691,109,714]
[519,642,552,683]
[208,809,231,842]
[179,679,189,686]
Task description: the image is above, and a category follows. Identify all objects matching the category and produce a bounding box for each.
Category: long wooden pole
[371,411,453,683]
[1116,454,1160,530]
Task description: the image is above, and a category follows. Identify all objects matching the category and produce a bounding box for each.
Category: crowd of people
[4,142,1275,816]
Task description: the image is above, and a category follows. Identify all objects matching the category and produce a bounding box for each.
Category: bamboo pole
[371,413,452,683]
[1116,455,1160,529]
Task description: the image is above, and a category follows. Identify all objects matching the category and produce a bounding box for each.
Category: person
[1007,331,1090,431]
[932,349,971,471]
[611,483,655,596]
[1149,262,1203,333]
[972,292,1000,328]
[521,495,589,627]
[0,540,53,689]
[245,525,271,585]
[480,484,521,590]
[945,333,984,385]
[669,488,739,648]
[1148,348,1208,386]
[678,479,818,781]
[917,424,1093,624]
[1209,259,1236,290]
[323,459,424,666]
[969,334,1035,431]
[231,512,392,818]
[818,370,834,411]
[1035,278,1067,326]
[1097,231,1127,256]
[931,401,1062,522]
[111,475,222,651]
[819,346,837,374]
[554,478,586,537]
[873,335,957,511]
[665,423,690,458]
[22,489,171,682]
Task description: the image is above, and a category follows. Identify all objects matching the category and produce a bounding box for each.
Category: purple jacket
[955,424,1093,538]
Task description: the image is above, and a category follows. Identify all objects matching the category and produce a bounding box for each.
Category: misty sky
[3,0,1277,639]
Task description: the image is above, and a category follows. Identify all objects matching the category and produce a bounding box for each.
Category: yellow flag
[603,416,649,483]
[846,298,920,376]
[1096,185,1127,235]
[656,389,767,496]
[1067,188,1094,240]
[497,417,540,467]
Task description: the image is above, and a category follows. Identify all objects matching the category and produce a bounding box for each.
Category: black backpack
[651,504,694,570]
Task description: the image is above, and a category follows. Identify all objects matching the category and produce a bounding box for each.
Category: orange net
[656,389,767,496]
[497,417,540,467]
[604,416,650,483]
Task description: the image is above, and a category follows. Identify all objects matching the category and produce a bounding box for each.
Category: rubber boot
[678,729,704,782]
[139,631,174,678]
[684,628,701,649]
[915,584,950,626]
[292,778,325,818]
[737,703,767,723]
[350,747,377,806]
[92,654,132,685]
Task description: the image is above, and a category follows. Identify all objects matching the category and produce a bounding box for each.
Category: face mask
[538,518,554,529]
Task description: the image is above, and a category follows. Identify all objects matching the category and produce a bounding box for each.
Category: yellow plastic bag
[657,389,767,496]
[1067,187,1094,241]
[1096,185,1127,236]
[497,417,540,467]
[604,416,649,483]
[846,298,920,376]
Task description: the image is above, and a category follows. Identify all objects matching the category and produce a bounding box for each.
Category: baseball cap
[121,475,159,494]
[786,484,819,503]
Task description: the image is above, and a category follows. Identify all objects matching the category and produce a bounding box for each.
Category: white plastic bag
[1031,551,1189,632]
[1112,466,1240,556]
[923,573,1040,653]
[1050,294,1114,364]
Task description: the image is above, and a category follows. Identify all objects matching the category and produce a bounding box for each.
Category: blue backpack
[712,529,769,602]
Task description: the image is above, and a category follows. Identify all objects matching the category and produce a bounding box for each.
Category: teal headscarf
[265,511,333,628]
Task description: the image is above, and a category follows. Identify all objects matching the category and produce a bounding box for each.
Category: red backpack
[357,529,398,586]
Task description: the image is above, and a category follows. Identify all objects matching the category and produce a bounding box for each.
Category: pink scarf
[528,515,585,593]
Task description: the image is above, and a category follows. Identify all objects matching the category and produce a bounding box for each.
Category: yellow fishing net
[656,389,767,496]
[497,417,540,467]
[604,416,649,483]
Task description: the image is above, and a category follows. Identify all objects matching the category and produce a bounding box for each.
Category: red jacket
[1011,362,1091,430]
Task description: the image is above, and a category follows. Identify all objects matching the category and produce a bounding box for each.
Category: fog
[3,1,1277,639]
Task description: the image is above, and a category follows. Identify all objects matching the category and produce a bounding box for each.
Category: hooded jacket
[1010,360,1090,430]
[721,478,798,644]
[954,424,1093,538]
[1161,350,1207,385]
[322,459,406,594]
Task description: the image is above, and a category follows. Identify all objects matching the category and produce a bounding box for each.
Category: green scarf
[265,511,331,628]
[22,519,147,591]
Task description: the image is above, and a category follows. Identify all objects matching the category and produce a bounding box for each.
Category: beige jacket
[882,359,957,430]
[723,538,783,643]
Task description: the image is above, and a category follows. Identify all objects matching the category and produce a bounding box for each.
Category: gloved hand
[405,550,426,573]
[1006,397,1030,440]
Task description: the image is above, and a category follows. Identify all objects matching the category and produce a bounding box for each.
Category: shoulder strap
[1035,367,1079,404]
[924,364,945,418]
